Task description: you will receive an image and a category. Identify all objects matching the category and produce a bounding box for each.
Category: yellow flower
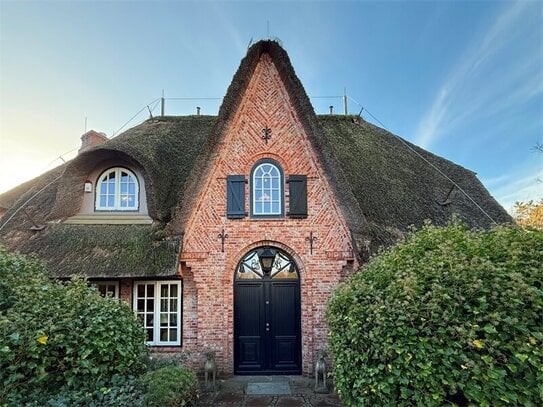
[461,364,468,370]
[37,335,48,345]
[472,339,484,350]
[528,337,536,345]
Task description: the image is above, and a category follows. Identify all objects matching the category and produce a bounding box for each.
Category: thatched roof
[0,40,511,277]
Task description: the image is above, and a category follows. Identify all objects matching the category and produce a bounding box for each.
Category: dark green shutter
[227,175,246,218]
[288,175,307,218]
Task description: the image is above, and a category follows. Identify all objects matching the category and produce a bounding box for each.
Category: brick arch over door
[223,240,308,374]
[233,245,302,374]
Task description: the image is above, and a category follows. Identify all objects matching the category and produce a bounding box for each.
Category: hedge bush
[140,365,199,406]
[327,223,543,406]
[0,246,147,404]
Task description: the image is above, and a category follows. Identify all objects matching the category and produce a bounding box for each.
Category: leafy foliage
[0,246,147,404]
[140,365,199,407]
[327,223,543,406]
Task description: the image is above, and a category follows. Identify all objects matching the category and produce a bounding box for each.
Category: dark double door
[234,278,301,374]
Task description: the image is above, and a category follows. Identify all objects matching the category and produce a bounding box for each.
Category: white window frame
[93,281,119,298]
[95,167,139,211]
[133,280,182,346]
[252,162,282,216]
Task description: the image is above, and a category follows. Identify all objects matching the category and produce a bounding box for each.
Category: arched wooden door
[234,247,301,374]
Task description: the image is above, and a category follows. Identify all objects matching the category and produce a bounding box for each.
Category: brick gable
[180,53,357,375]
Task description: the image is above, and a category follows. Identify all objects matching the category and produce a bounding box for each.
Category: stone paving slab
[198,375,343,406]
[247,382,291,395]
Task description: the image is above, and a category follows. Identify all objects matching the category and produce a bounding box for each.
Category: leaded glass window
[96,167,139,211]
[236,248,298,280]
[251,161,283,216]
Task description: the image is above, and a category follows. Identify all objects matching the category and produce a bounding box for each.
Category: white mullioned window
[93,281,119,298]
[252,161,282,216]
[133,281,182,346]
[96,167,139,211]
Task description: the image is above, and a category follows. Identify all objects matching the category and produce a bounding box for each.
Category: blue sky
[0,0,541,213]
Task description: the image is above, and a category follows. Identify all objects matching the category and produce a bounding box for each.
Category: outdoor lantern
[259,247,275,273]
[84,180,93,193]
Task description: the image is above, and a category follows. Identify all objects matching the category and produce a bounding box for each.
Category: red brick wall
[180,54,358,376]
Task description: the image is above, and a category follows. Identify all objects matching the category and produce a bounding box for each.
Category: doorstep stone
[246,382,291,395]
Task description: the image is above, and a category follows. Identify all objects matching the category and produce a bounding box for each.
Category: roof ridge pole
[343,88,348,115]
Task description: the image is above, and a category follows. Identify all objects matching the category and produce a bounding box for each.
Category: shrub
[0,246,147,403]
[140,365,199,407]
[327,223,543,406]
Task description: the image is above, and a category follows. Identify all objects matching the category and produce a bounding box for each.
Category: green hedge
[141,365,199,406]
[0,246,147,404]
[327,223,543,406]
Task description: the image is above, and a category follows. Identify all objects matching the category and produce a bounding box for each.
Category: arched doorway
[234,247,301,374]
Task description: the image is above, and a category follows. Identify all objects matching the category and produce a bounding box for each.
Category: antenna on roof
[343,88,348,115]
[161,90,165,116]
[247,37,253,49]
[84,117,87,133]
[147,105,154,120]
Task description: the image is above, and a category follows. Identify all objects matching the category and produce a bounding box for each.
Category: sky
[0,0,541,214]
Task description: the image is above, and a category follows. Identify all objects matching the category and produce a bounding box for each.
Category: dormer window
[96,167,139,211]
[251,160,283,217]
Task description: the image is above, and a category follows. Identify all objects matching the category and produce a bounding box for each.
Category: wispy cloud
[483,165,543,213]
[415,1,541,149]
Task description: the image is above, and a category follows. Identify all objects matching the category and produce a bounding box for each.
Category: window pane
[161,299,168,312]
[170,285,178,297]
[170,314,177,327]
[137,299,145,312]
[255,202,262,214]
[137,285,145,297]
[146,329,153,342]
[263,201,270,213]
[146,299,154,310]
[146,314,154,327]
[272,190,279,201]
[160,313,168,326]
[271,178,279,189]
[100,196,107,207]
[147,285,154,297]
[272,202,280,213]
[170,329,177,341]
[160,328,168,342]
[129,184,135,194]
[121,183,128,194]
[100,183,107,194]
[107,195,114,207]
[160,284,168,297]
[170,299,177,312]
[108,172,116,181]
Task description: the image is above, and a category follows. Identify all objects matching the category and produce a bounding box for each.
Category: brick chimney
[79,130,108,154]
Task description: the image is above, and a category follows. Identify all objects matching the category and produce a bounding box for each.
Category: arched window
[251,160,283,216]
[96,167,139,211]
